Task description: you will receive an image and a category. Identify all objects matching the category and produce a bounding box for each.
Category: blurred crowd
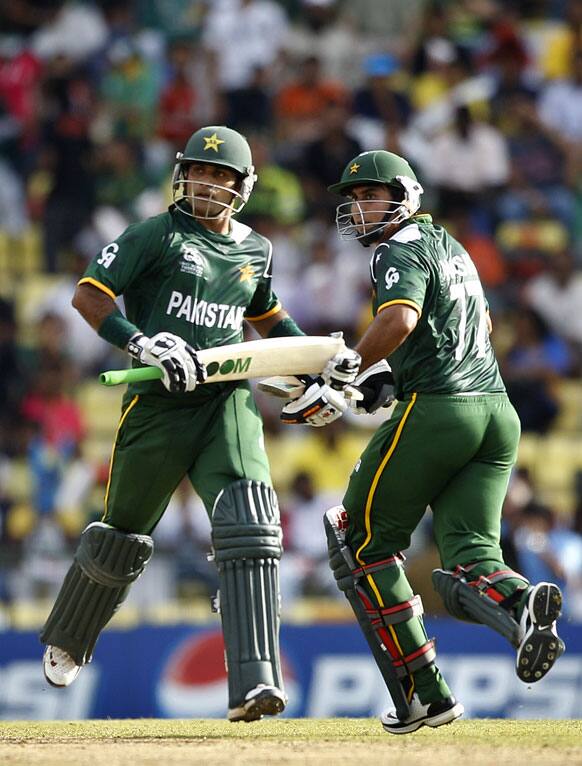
[0,0,581,622]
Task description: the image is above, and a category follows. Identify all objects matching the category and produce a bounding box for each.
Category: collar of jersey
[171,204,238,243]
[410,213,432,224]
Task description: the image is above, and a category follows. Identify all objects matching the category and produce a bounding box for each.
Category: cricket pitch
[1,719,581,766]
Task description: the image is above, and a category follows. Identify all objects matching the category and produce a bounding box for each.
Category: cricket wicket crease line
[102,395,140,519]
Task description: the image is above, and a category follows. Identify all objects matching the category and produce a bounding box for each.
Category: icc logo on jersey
[180,244,205,277]
[385,267,400,290]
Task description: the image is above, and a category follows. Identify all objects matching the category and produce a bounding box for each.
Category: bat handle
[99,367,163,386]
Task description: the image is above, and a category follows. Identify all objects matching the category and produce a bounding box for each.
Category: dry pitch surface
[1,719,582,766]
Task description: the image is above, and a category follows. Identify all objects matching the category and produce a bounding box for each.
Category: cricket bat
[99,335,346,387]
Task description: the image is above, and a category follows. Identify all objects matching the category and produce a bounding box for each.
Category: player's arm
[72,282,117,331]
[356,304,419,372]
[250,307,292,338]
[72,281,206,395]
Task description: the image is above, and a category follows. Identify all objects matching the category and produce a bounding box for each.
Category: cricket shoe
[516,581,565,683]
[228,684,287,723]
[381,694,464,735]
[43,645,81,688]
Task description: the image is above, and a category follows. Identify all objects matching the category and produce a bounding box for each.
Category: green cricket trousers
[102,384,271,533]
[342,392,526,704]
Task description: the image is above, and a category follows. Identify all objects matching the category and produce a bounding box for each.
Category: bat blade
[197,335,345,383]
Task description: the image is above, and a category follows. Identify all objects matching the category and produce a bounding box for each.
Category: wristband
[97,309,140,351]
[267,316,305,338]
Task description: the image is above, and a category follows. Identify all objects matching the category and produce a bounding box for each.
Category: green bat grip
[99,367,163,386]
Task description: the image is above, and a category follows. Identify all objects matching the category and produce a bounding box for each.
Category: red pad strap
[366,594,424,626]
[392,640,436,678]
[467,569,529,603]
[352,553,405,579]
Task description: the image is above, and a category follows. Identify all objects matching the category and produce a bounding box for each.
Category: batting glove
[127,331,207,394]
[322,333,361,391]
[280,378,348,427]
[349,360,395,415]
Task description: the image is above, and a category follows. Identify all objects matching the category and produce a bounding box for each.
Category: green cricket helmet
[172,125,257,218]
[328,150,424,245]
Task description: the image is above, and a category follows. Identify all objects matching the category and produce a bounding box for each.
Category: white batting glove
[322,351,361,392]
[280,378,348,427]
[349,359,395,415]
[127,332,207,394]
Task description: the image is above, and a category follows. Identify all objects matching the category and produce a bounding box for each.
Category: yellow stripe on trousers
[102,395,139,519]
[355,393,417,696]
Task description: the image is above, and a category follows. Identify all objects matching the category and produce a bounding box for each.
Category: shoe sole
[381,702,464,735]
[42,651,80,689]
[43,664,80,688]
[517,583,564,683]
[229,689,286,723]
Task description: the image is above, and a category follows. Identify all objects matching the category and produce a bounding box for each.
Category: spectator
[203,0,289,125]
[427,105,510,223]
[298,100,362,210]
[513,503,567,589]
[497,92,575,226]
[157,39,199,151]
[525,249,582,359]
[0,300,21,421]
[40,57,96,272]
[351,53,411,149]
[100,39,159,141]
[275,55,348,146]
[538,48,582,144]
[502,308,572,433]
[285,0,360,86]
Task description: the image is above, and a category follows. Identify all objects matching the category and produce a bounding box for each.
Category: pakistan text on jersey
[166,291,246,330]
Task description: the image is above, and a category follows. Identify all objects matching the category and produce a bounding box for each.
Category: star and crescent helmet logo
[203,132,225,152]
[349,162,361,175]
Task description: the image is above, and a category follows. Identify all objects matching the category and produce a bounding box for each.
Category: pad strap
[352,553,405,579]
[457,564,529,604]
[393,641,437,678]
[355,586,434,678]
[368,594,424,626]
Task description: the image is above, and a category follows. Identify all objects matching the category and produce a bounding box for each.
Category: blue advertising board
[1,619,581,720]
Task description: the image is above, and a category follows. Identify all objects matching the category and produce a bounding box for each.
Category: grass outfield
[1,720,582,766]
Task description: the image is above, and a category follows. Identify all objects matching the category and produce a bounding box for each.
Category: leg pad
[212,480,284,710]
[433,568,521,646]
[40,522,153,664]
[324,508,411,720]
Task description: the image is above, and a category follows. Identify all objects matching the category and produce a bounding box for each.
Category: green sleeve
[373,242,430,317]
[79,215,170,298]
[244,238,282,322]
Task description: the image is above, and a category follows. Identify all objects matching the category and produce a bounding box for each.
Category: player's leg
[42,395,198,685]
[189,385,286,722]
[431,395,564,683]
[339,396,468,733]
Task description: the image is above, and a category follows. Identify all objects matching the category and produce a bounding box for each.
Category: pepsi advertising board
[1,620,581,720]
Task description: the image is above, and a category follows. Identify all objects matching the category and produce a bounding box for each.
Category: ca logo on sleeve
[385,266,400,290]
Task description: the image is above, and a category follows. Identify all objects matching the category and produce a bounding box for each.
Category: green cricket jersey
[80,206,281,401]
[371,214,504,398]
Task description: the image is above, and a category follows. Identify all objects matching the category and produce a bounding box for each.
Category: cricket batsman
[283,149,565,734]
[40,126,360,721]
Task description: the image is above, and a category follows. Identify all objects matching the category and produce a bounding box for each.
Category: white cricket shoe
[43,645,81,687]
[381,693,464,735]
[516,581,565,683]
[228,684,287,723]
